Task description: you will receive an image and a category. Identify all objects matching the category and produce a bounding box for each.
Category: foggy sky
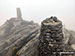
[0,0,75,30]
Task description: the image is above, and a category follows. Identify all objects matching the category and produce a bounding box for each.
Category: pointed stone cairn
[39,16,64,56]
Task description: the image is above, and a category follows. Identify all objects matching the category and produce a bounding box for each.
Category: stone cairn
[39,16,64,56]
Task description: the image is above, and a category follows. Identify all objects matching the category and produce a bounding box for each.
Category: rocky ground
[0,16,75,56]
[0,17,40,56]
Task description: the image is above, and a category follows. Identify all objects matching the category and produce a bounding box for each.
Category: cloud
[0,0,75,30]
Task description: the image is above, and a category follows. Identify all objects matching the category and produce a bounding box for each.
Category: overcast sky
[0,0,75,30]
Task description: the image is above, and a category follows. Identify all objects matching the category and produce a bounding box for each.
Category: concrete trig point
[16,8,22,20]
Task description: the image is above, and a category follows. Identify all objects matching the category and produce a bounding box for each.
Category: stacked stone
[39,16,64,56]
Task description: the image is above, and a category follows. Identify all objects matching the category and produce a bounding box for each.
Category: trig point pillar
[16,8,22,20]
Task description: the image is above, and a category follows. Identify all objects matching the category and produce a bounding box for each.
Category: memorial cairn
[39,16,64,56]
